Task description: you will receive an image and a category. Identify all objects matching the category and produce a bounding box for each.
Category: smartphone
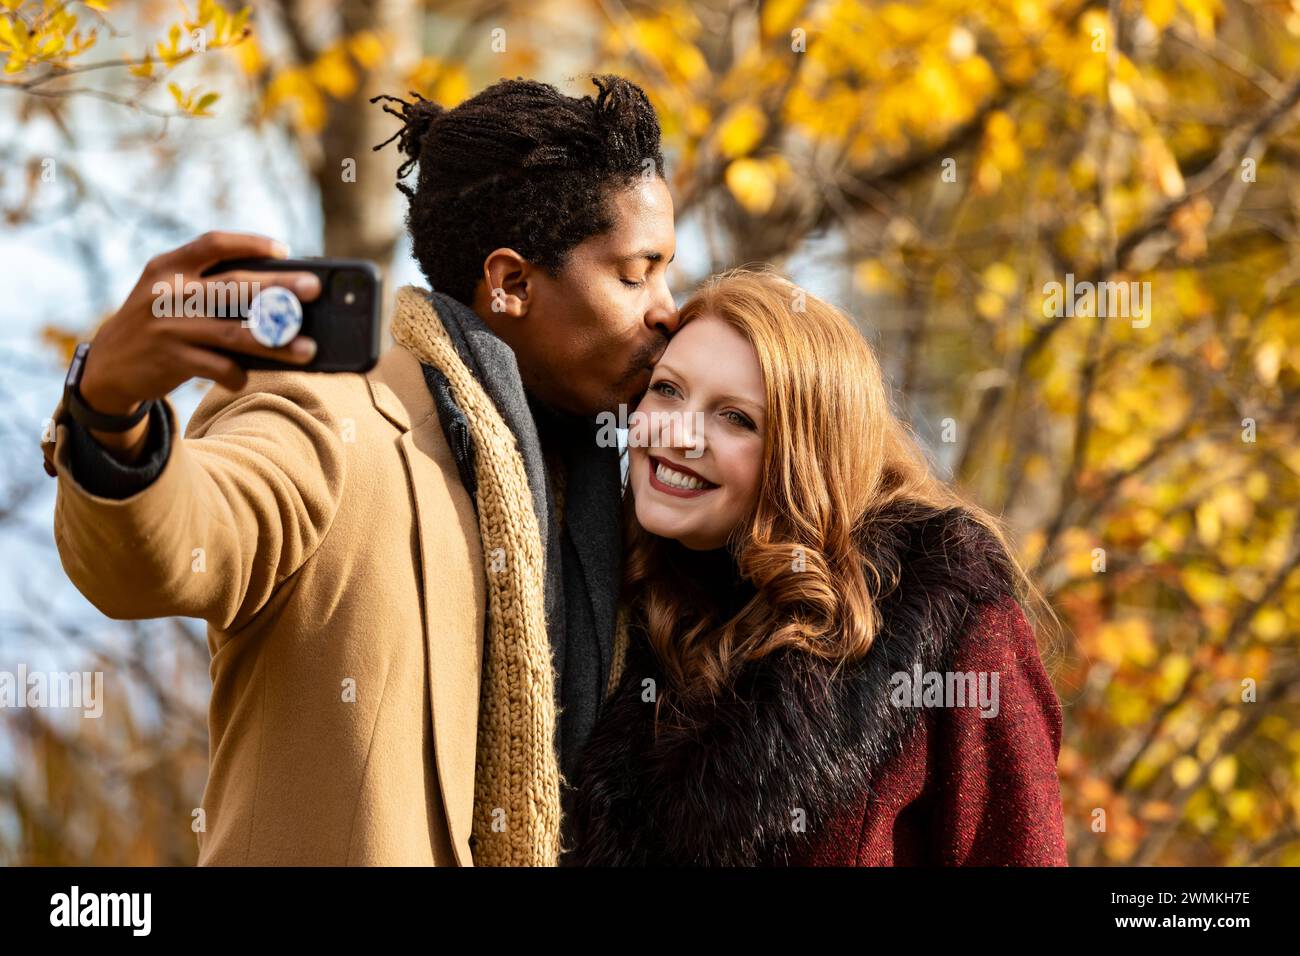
[198,257,382,372]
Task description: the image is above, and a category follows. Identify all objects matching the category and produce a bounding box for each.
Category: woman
[561,268,1068,866]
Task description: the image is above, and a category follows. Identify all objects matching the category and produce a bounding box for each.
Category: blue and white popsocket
[247,286,304,348]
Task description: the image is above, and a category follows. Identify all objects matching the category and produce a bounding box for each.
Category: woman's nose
[672,408,707,460]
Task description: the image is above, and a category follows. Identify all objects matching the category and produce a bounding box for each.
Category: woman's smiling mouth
[648,455,720,498]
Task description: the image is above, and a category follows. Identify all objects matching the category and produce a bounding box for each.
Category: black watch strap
[63,343,152,433]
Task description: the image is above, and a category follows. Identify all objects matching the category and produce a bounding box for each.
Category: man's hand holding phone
[77,231,322,463]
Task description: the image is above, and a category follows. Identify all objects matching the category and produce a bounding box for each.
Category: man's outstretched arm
[48,374,348,630]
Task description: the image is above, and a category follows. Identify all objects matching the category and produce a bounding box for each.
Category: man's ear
[478,248,532,319]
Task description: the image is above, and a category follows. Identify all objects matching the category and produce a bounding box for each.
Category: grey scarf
[417,288,623,785]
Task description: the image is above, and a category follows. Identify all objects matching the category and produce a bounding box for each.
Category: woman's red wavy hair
[622,266,1057,699]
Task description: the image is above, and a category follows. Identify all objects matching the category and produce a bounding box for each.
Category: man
[41,74,679,865]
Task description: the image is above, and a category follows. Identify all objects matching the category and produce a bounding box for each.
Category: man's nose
[645,284,681,337]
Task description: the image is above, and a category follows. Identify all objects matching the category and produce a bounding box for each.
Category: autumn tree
[3,0,1298,864]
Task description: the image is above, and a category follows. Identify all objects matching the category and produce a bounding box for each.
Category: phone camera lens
[331,270,369,311]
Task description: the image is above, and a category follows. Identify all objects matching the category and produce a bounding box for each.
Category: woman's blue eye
[724,410,755,430]
[650,381,678,397]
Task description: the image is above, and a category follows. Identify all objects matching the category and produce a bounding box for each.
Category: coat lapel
[368,345,486,867]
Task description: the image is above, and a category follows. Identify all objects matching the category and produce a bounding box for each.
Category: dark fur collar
[560,501,1018,865]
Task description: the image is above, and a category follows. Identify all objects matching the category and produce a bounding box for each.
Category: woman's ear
[479,247,531,319]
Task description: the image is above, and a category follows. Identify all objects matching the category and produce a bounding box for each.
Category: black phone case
[198,256,383,373]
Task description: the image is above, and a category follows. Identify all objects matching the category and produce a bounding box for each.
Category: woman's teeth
[655,460,713,490]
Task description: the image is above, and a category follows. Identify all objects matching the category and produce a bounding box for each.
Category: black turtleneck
[662,539,759,623]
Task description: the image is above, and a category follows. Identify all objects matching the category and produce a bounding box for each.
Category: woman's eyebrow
[716,394,764,416]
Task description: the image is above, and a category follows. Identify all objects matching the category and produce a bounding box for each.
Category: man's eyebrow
[618,250,676,264]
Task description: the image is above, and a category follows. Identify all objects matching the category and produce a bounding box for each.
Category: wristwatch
[62,343,151,432]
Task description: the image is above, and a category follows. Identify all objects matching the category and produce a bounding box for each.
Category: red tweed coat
[561,502,1068,866]
[789,594,1067,865]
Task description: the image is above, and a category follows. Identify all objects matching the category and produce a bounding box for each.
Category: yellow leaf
[760,0,804,40]
[717,103,767,159]
[310,46,356,99]
[1068,55,1106,99]
[880,2,923,34]
[976,290,1004,320]
[985,110,1015,141]
[854,259,902,295]
[631,17,706,83]
[1214,485,1252,529]
[1244,470,1269,501]
[1282,446,1300,480]
[1146,136,1185,198]
[983,261,1018,296]
[264,68,327,132]
[194,91,219,116]
[1094,617,1156,667]
[1068,154,1096,192]
[1144,0,1177,29]
[233,35,261,75]
[1139,800,1176,821]
[221,6,251,45]
[1224,790,1255,824]
[1182,565,1230,608]
[41,324,82,363]
[1181,0,1221,40]
[1108,79,1140,126]
[1108,682,1151,725]
[432,63,469,106]
[1208,755,1236,793]
[1156,653,1191,699]
[1171,756,1199,788]
[725,158,777,215]
[1251,606,1287,641]
[348,29,386,69]
[1254,338,1282,385]
[127,52,153,77]
[1194,499,1221,547]
[0,15,20,49]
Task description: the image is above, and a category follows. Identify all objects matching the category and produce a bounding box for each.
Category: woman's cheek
[626,405,654,450]
[731,442,763,514]
[627,444,647,480]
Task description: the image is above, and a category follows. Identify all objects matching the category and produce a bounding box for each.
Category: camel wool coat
[43,344,487,865]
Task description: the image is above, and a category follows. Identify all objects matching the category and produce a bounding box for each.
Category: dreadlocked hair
[371,74,665,305]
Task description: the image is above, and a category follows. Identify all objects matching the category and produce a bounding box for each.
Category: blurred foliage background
[1,0,1298,865]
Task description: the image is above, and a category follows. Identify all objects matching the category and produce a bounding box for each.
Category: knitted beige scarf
[390,285,560,866]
